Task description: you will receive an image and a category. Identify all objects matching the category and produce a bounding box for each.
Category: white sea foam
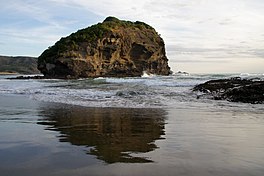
[0,74,263,110]
[0,74,209,108]
[141,71,156,78]
[239,73,264,80]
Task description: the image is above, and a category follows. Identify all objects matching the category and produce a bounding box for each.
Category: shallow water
[0,74,264,175]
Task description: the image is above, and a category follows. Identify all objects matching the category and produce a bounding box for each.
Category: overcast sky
[0,0,263,73]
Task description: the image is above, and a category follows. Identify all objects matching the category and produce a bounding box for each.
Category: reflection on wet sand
[38,105,166,163]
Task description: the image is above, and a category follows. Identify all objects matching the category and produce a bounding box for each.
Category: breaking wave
[0,73,263,110]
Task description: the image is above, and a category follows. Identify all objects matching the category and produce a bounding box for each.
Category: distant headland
[0,56,39,75]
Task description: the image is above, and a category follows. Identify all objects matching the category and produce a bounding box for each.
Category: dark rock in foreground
[193,77,264,104]
[8,75,45,80]
[38,16,171,78]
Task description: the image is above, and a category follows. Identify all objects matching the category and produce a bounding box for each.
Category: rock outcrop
[193,77,264,104]
[38,17,171,78]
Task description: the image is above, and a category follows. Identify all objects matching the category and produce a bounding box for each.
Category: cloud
[0,0,263,72]
[0,0,102,56]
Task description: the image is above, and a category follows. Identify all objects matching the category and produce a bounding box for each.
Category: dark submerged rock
[8,75,45,80]
[37,17,171,78]
[193,77,264,104]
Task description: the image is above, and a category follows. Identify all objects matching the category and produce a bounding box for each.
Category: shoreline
[0,72,18,75]
[0,93,166,111]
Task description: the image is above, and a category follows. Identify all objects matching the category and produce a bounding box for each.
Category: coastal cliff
[38,17,171,78]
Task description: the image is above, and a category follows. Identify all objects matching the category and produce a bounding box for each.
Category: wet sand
[0,72,18,75]
[0,94,264,176]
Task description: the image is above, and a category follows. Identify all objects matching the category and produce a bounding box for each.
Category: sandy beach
[0,72,18,75]
[1,94,264,176]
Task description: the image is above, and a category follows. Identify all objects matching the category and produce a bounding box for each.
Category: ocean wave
[141,71,156,78]
[1,74,263,110]
[239,73,264,80]
[97,76,203,87]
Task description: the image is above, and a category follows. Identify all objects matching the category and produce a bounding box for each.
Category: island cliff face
[38,17,171,78]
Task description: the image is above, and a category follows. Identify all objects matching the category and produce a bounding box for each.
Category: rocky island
[38,17,171,78]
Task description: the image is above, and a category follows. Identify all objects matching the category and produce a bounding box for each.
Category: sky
[0,0,264,73]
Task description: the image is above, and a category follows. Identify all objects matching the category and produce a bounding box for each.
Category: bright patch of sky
[0,0,263,73]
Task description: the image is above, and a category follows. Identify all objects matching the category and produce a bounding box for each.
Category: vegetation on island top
[38,17,156,63]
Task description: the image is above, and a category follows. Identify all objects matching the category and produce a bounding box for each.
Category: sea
[0,73,264,176]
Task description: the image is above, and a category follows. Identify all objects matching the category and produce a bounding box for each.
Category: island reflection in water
[38,105,167,164]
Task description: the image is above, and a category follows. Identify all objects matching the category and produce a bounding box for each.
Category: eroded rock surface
[38,17,171,78]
